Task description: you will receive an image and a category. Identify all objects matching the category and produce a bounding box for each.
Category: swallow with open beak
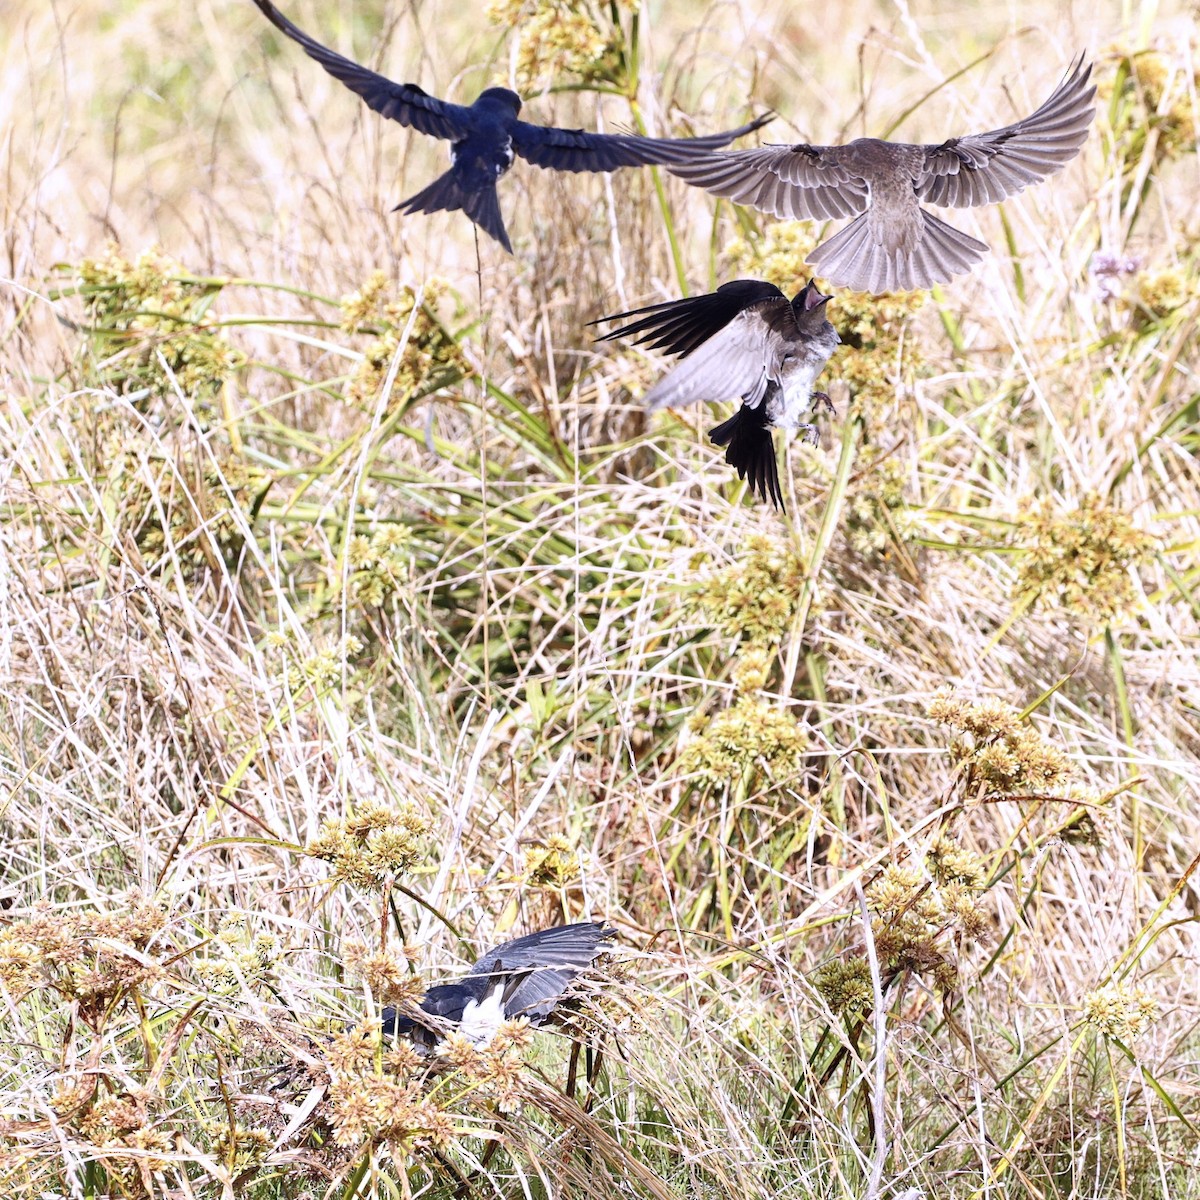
[595,280,840,509]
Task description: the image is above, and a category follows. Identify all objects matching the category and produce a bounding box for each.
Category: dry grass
[2,0,1200,1197]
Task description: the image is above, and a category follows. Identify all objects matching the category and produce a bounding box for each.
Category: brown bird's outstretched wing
[510,113,773,173]
[251,0,475,140]
[666,141,869,220]
[917,55,1095,207]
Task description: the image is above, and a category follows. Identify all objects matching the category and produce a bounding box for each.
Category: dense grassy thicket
[2,1,1199,1197]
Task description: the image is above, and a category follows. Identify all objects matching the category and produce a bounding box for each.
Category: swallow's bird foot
[798,423,820,446]
[811,390,835,416]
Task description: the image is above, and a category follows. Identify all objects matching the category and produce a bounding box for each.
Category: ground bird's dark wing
[467,922,613,978]
[511,113,773,173]
[467,922,614,1026]
[917,55,1095,208]
[251,0,474,141]
[667,142,870,220]
[593,280,786,358]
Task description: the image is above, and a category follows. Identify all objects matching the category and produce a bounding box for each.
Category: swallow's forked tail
[394,169,513,254]
[807,208,988,294]
[708,405,783,510]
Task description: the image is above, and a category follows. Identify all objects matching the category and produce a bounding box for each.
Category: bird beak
[802,281,832,311]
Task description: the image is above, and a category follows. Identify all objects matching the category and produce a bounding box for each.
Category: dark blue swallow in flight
[251,0,772,253]
[381,921,614,1048]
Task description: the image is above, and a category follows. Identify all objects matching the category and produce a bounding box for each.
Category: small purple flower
[1091,252,1144,301]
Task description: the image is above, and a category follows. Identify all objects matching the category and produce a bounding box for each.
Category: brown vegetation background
[1,0,1199,1197]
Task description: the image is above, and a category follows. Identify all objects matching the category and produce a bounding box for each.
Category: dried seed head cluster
[339,271,467,408]
[680,696,806,785]
[1105,49,1199,161]
[693,535,806,644]
[440,1022,534,1112]
[812,956,873,1014]
[324,1025,456,1152]
[75,246,244,409]
[829,289,926,429]
[283,635,365,692]
[319,1018,535,1157]
[814,835,992,1017]
[926,831,988,887]
[523,834,582,886]
[1012,494,1155,624]
[134,449,266,571]
[1058,785,1111,846]
[928,691,1073,794]
[0,893,168,1023]
[1135,265,1196,317]
[344,939,427,1005]
[1082,982,1160,1041]
[730,644,774,694]
[486,0,635,91]
[307,800,433,889]
[724,222,818,293]
[195,914,281,994]
[869,843,988,980]
[74,1091,173,1190]
[844,456,910,560]
[205,1120,273,1175]
[348,524,415,606]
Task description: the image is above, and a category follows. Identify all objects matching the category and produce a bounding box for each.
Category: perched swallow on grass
[381,922,614,1048]
[595,280,840,509]
[251,0,772,253]
[667,56,1095,293]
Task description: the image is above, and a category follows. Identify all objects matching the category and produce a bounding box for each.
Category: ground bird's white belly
[459,985,507,1046]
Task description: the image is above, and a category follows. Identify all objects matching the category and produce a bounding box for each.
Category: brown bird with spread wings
[668,56,1095,293]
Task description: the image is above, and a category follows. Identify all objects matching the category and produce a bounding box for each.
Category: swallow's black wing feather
[467,922,613,1026]
[593,280,785,359]
[252,0,474,141]
[709,404,784,509]
[467,922,613,977]
[511,113,773,173]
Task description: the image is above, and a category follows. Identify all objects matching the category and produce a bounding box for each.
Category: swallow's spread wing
[467,922,613,978]
[633,301,799,412]
[510,113,773,173]
[467,922,613,1026]
[666,141,870,220]
[593,280,786,358]
[252,0,474,140]
[917,55,1095,208]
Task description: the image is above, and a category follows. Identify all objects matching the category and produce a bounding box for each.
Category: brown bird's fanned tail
[709,405,783,509]
[395,171,513,253]
[807,209,987,293]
